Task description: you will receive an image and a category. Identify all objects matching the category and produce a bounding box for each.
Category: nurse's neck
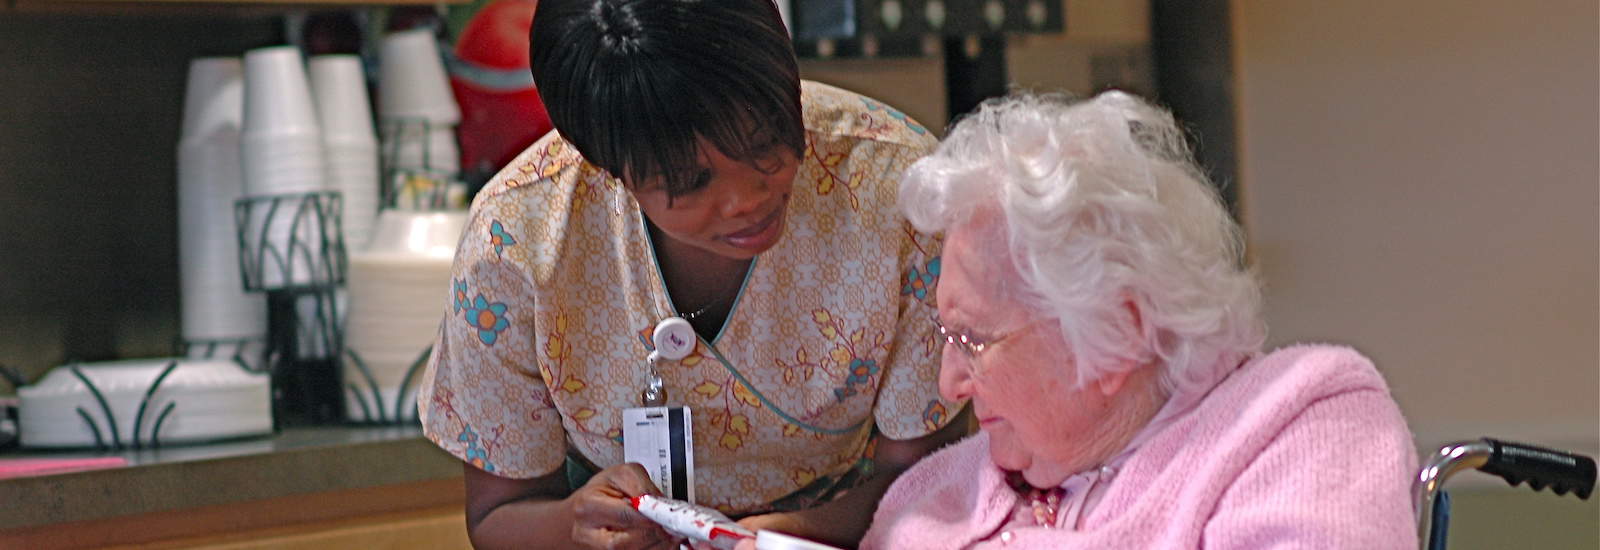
[648,221,751,338]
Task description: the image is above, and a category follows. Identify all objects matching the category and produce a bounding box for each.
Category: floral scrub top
[417,81,957,515]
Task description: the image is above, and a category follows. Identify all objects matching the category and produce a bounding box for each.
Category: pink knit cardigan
[861,345,1418,550]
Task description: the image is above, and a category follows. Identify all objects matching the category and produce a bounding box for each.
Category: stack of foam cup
[309,55,381,252]
[241,45,330,288]
[177,57,268,343]
[378,29,462,191]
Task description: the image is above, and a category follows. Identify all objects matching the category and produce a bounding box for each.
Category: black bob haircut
[529,0,805,197]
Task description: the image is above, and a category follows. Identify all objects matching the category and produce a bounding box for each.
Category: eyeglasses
[932,315,1037,364]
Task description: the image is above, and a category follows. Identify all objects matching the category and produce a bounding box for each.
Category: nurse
[414,0,967,548]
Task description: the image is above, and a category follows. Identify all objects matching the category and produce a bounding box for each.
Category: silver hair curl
[901,90,1266,398]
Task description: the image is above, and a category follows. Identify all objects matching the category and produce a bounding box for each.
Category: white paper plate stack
[177,57,268,342]
[378,29,462,181]
[343,210,465,422]
[18,358,272,448]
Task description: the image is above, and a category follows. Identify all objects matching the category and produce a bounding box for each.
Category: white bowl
[361,210,467,258]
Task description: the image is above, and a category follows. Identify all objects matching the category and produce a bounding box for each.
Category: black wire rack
[234,192,348,426]
[381,117,466,211]
[343,345,432,425]
[0,363,22,450]
[232,191,436,427]
[179,337,270,373]
[234,191,347,293]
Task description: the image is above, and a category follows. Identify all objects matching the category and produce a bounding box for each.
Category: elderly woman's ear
[1075,298,1152,398]
[1094,368,1133,398]
[1091,298,1151,398]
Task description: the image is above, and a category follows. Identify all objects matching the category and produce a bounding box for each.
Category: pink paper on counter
[0,457,129,479]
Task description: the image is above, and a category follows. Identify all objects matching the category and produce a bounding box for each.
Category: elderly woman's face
[936,221,1124,487]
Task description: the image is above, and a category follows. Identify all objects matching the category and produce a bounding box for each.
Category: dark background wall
[1151,0,1238,216]
[0,13,281,384]
[0,1,1159,388]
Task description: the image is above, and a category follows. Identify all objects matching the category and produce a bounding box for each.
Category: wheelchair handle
[1477,438,1596,499]
[1414,438,1596,550]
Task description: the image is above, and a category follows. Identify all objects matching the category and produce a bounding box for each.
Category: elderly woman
[859,92,1418,549]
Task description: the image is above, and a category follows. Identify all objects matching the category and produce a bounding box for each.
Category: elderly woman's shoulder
[1254,343,1390,386]
[1220,344,1402,415]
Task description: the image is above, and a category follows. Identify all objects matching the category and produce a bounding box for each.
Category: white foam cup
[242,46,322,139]
[180,57,244,142]
[377,29,461,124]
[309,55,377,145]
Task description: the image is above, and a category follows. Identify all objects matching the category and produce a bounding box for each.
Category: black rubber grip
[1479,438,1596,499]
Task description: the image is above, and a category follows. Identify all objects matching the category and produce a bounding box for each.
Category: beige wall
[1234,0,1597,466]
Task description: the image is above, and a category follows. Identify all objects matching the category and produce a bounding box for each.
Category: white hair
[901,90,1266,399]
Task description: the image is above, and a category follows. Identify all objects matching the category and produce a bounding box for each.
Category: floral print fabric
[417,81,956,515]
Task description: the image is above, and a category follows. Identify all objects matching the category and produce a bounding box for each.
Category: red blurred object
[451,0,553,179]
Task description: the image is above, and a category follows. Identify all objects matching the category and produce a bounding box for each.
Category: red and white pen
[631,494,755,550]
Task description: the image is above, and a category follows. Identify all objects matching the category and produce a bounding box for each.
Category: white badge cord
[643,317,696,406]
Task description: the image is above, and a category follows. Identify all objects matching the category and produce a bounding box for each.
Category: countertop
[0,426,462,530]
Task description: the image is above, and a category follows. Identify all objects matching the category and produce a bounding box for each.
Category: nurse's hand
[568,463,681,550]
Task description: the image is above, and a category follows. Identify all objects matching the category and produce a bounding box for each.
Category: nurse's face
[628,136,799,260]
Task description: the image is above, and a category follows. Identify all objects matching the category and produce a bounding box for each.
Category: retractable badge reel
[626,317,700,501]
[642,317,696,406]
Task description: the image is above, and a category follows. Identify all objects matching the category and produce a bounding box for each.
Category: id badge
[622,406,695,502]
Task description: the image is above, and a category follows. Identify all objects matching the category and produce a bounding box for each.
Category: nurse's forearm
[466,461,679,550]
[469,495,578,550]
[744,467,903,547]
[463,463,579,550]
